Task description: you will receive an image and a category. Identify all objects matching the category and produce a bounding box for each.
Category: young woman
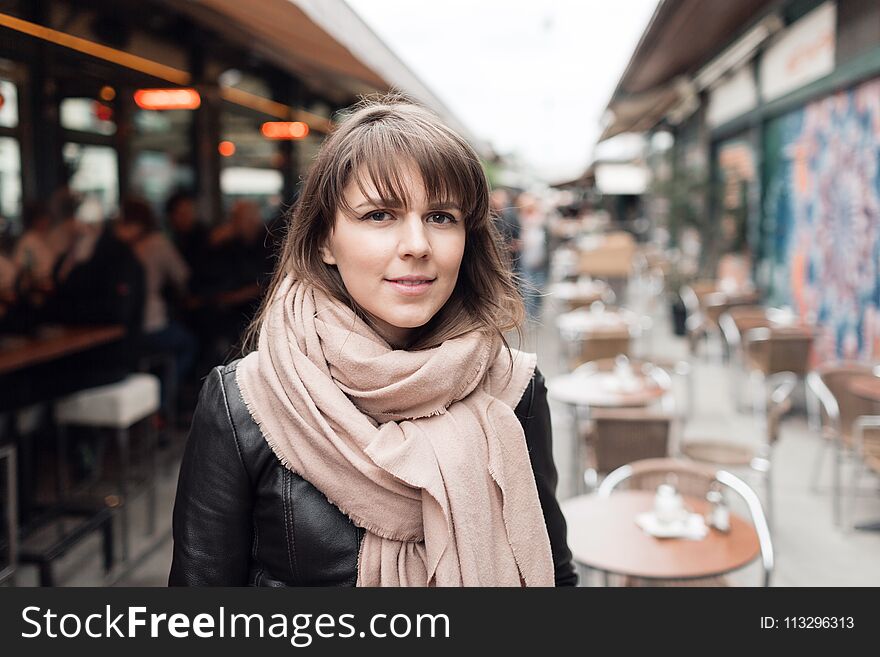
[169,97,576,587]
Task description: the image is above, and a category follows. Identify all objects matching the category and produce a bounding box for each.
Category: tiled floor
[9,280,880,586]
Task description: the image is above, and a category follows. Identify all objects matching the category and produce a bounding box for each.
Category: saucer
[635,511,708,540]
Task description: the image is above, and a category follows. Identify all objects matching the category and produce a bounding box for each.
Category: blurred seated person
[0,213,147,411]
[186,200,276,367]
[0,230,18,324]
[12,201,58,312]
[717,251,753,293]
[165,191,210,272]
[116,198,197,417]
[48,191,99,270]
[211,199,276,304]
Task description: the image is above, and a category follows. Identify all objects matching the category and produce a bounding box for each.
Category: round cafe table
[547,368,668,409]
[561,490,760,581]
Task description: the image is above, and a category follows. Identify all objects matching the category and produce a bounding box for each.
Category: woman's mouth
[385,278,435,296]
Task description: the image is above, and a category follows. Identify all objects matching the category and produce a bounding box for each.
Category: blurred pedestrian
[490,187,521,273]
[517,192,550,322]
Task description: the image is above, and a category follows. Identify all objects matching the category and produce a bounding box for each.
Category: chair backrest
[679,284,705,317]
[744,327,813,376]
[703,295,759,326]
[853,416,880,476]
[590,410,672,475]
[766,372,798,445]
[808,361,877,438]
[599,457,774,586]
[721,306,770,348]
[576,333,632,368]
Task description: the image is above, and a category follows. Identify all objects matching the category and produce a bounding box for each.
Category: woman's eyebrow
[353,197,403,211]
[353,198,462,212]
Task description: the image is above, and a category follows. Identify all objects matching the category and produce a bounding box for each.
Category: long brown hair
[241,95,524,353]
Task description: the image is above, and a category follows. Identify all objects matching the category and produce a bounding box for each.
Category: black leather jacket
[169,359,577,586]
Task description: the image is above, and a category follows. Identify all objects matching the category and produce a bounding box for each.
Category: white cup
[654,484,683,524]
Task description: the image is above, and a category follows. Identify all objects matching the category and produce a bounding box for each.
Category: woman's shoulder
[192,358,278,471]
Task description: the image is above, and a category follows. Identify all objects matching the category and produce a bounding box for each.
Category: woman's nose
[397,213,431,258]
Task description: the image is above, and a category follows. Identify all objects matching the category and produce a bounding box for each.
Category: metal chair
[599,457,774,587]
[573,331,632,370]
[850,416,880,531]
[720,306,771,409]
[558,303,641,370]
[807,362,878,525]
[584,408,673,487]
[680,372,797,528]
[742,327,812,424]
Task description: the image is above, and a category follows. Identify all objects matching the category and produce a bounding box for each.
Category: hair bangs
[337,119,483,224]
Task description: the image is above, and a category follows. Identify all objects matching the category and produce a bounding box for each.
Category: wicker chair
[586,408,673,478]
[680,372,797,528]
[573,331,632,369]
[742,327,813,425]
[679,283,712,357]
[599,458,774,587]
[806,362,878,525]
[720,307,772,409]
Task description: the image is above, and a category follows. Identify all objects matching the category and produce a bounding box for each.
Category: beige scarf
[235,275,554,586]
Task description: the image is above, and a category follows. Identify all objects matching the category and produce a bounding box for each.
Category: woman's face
[321,162,466,347]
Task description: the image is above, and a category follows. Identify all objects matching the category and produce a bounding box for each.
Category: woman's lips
[385,279,435,296]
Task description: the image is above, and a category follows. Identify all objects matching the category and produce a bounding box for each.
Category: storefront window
[219,108,283,218]
[60,98,116,135]
[131,109,195,217]
[0,137,22,229]
[62,143,118,222]
[0,79,19,129]
[716,137,756,254]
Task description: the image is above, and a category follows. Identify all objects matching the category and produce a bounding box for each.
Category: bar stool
[53,373,161,562]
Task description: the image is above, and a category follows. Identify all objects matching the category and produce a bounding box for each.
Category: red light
[134,88,201,110]
[261,121,309,140]
[218,141,236,157]
[94,102,113,122]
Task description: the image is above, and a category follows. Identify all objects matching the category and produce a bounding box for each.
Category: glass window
[63,143,119,223]
[220,109,283,217]
[60,98,116,135]
[131,109,195,216]
[0,137,22,230]
[0,79,19,129]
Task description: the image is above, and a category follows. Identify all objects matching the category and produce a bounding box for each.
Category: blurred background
[1,0,879,587]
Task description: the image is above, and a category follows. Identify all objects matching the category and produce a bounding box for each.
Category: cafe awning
[600,0,774,140]
[169,0,479,147]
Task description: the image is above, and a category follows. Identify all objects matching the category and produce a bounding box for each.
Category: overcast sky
[345,0,658,184]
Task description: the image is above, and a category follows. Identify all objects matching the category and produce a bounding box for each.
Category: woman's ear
[320,242,337,265]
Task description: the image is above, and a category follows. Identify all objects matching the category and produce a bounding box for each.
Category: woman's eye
[365,211,391,222]
[427,213,457,224]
